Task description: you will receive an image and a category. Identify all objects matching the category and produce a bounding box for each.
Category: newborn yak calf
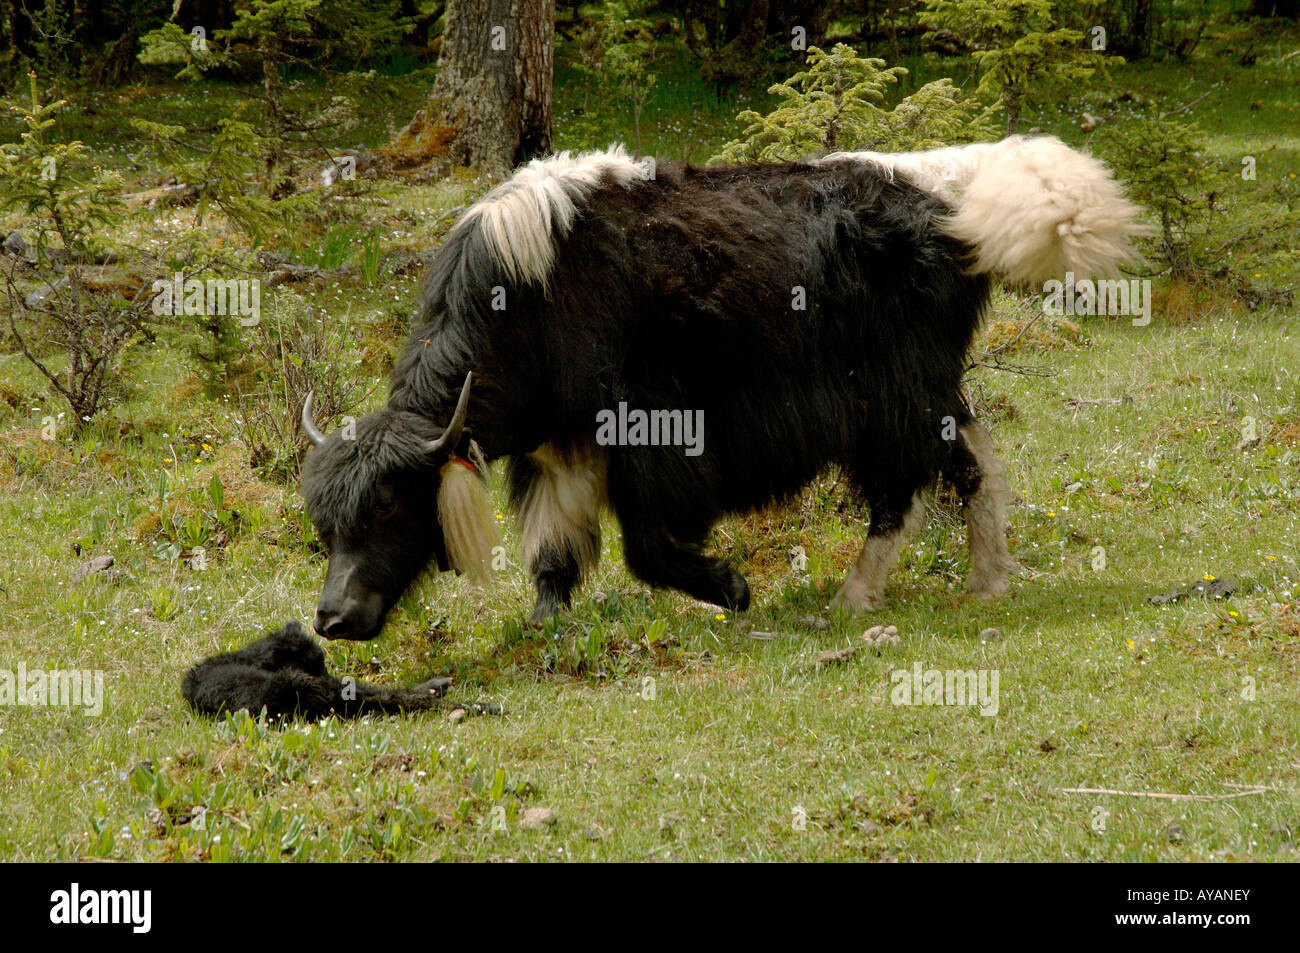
[183,621,499,720]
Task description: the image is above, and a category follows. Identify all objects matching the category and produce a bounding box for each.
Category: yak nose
[313,609,351,640]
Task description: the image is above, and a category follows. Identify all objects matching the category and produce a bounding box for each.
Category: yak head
[299,373,496,640]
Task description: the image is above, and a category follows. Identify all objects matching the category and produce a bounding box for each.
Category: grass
[1,21,1298,862]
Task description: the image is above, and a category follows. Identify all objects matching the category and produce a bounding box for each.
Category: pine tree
[921,0,1117,133]
[713,43,997,164]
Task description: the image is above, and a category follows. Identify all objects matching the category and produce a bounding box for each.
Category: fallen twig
[1059,785,1270,802]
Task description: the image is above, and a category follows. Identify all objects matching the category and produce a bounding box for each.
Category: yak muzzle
[314,554,388,640]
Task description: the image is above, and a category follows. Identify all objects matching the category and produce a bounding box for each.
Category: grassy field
[1,20,1297,862]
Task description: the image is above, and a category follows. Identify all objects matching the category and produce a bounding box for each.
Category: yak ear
[436,458,497,583]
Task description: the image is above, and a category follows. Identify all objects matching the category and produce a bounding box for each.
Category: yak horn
[425,372,473,456]
[301,391,327,447]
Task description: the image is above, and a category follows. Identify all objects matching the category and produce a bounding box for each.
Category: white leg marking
[960,421,1014,597]
[830,494,924,613]
[518,444,607,578]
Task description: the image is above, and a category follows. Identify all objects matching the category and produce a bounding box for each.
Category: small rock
[798,614,830,630]
[1150,576,1235,606]
[979,627,1003,643]
[816,646,859,668]
[658,812,683,835]
[25,275,70,309]
[1166,823,1184,843]
[447,708,467,725]
[519,807,556,830]
[72,554,115,583]
[3,230,30,259]
[859,818,880,835]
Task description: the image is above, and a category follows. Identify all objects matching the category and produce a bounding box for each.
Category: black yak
[182,621,499,719]
[300,137,1144,640]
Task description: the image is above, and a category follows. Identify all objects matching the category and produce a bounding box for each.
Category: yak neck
[387,322,519,459]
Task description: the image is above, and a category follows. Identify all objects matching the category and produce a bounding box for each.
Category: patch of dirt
[367,752,415,773]
[1270,417,1300,448]
[132,440,284,544]
[978,314,1086,354]
[814,791,934,833]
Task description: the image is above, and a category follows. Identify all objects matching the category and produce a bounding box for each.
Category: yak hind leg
[622,523,750,611]
[830,491,924,614]
[509,446,605,624]
[949,420,1015,599]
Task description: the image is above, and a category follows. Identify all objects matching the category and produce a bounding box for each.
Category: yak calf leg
[344,678,501,717]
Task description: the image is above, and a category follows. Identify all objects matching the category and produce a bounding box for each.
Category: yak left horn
[425,372,473,456]
[301,391,327,447]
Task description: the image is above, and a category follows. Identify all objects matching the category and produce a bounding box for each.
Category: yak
[299,137,1145,641]
[182,621,500,719]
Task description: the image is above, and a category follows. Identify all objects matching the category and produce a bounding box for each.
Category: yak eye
[375,497,397,516]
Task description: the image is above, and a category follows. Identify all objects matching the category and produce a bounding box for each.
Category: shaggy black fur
[302,157,992,636]
[182,621,499,719]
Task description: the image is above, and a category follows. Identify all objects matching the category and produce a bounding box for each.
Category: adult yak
[300,137,1144,640]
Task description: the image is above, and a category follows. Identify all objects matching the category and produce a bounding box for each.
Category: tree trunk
[1131,0,1151,57]
[2,0,32,64]
[261,34,288,195]
[1248,0,1298,17]
[391,0,554,177]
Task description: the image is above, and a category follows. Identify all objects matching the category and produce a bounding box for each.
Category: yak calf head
[299,373,496,640]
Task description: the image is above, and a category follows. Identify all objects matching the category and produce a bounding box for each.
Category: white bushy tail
[828,136,1148,287]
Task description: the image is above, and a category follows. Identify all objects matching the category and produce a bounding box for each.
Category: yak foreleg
[529,540,586,623]
[621,523,750,612]
[511,448,605,624]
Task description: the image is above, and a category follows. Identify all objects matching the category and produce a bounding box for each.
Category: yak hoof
[828,587,881,614]
[724,568,751,612]
[964,574,1009,600]
[414,677,454,696]
[529,596,561,627]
